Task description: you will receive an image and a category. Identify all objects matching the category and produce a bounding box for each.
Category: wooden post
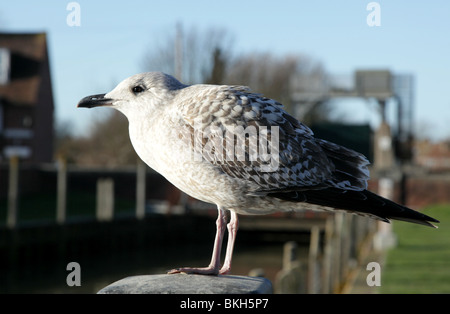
[7,155,19,229]
[339,214,352,287]
[96,178,114,222]
[342,214,355,275]
[283,241,297,269]
[332,212,344,292]
[308,225,320,294]
[56,156,67,224]
[136,159,146,220]
[322,216,334,294]
[275,241,305,293]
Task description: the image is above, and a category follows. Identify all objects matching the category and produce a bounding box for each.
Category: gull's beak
[77,93,113,108]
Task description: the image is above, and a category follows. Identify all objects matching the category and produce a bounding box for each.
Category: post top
[97,274,273,294]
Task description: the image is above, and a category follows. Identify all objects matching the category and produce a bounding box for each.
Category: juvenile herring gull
[78,72,438,275]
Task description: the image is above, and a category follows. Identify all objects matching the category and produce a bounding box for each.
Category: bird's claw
[168,266,230,276]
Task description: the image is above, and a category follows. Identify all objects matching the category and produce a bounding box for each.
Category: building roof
[0,32,48,106]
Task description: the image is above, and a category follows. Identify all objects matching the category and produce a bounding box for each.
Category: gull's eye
[132,85,145,94]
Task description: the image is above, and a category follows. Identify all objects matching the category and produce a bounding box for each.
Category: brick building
[414,139,450,171]
[0,32,54,164]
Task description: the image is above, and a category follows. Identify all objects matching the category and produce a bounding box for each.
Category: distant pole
[7,155,19,229]
[136,159,146,220]
[56,156,67,224]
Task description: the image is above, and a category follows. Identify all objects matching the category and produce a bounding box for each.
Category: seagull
[78,72,439,275]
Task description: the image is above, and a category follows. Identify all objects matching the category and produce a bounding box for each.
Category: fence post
[96,178,114,222]
[274,241,306,294]
[322,216,334,293]
[56,156,67,224]
[373,177,397,250]
[7,155,19,229]
[308,225,320,294]
[332,212,344,292]
[283,241,297,269]
[136,159,146,220]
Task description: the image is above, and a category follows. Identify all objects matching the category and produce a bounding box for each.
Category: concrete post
[374,122,395,170]
[97,274,272,294]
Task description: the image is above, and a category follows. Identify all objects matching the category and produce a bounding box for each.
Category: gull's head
[77,72,186,116]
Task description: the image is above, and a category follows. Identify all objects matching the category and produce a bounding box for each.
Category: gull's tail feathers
[268,188,439,228]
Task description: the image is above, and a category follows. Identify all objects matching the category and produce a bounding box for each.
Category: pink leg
[220,211,239,275]
[168,207,227,275]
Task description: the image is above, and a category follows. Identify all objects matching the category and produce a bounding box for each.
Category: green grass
[380,204,450,293]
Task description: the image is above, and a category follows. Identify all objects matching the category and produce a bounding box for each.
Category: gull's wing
[178,85,369,193]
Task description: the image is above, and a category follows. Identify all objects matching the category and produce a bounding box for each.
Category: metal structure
[291,69,415,162]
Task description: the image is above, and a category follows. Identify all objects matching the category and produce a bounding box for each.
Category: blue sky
[1,1,450,140]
